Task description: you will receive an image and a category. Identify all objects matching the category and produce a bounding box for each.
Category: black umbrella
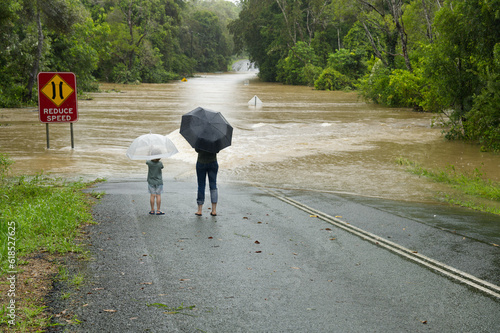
[180,107,233,153]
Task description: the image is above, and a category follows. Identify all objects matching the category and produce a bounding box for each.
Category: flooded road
[1,72,499,203]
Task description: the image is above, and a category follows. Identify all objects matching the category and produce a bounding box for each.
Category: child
[146,158,165,215]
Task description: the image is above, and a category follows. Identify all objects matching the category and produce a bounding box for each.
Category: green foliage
[189,0,239,63]
[310,29,335,67]
[314,67,352,91]
[357,58,390,104]
[188,10,231,72]
[0,0,240,104]
[344,21,378,59]
[397,158,500,215]
[276,41,318,85]
[0,154,14,182]
[111,62,141,84]
[419,0,500,147]
[0,1,42,106]
[358,59,425,108]
[94,0,237,81]
[229,0,285,82]
[0,83,25,108]
[464,70,500,152]
[385,69,424,109]
[461,43,500,152]
[422,6,477,114]
[327,48,367,80]
[402,0,440,47]
[229,0,499,151]
[0,174,97,270]
[303,63,323,87]
[314,48,367,91]
[49,16,107,91]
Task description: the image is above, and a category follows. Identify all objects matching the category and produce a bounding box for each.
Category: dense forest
[0,0,239,102]
[230,0,499,152]
[0,0,498,151]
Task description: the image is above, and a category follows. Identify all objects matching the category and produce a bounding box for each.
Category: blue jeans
[196,161,218,205]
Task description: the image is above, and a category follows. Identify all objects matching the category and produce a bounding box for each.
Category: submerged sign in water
[38,72,78,123]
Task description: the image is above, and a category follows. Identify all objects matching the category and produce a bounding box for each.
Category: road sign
[38,72,78,123]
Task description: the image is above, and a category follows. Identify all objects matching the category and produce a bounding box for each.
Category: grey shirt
[146,160,164,186]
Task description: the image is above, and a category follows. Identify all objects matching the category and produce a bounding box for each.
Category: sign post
[38,72,78,149]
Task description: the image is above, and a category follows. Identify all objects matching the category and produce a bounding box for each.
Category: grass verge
[396,157,500,215]
[0,154,103,331]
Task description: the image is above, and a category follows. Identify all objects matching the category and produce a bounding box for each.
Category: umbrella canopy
[126,133,178,160]
[180,107,233,153]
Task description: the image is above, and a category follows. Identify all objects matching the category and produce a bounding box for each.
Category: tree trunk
[275,0,297,45]
[127,0,135,71]
[26,0,43,101]
[361,21,387,67]
[337,28,341,50]
[389,0,413,72]
[422,0,434,43]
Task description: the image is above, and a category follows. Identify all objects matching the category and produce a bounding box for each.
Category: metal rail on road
[262,187,500,299]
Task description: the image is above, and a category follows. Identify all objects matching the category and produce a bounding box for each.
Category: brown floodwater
[1,72,499,202]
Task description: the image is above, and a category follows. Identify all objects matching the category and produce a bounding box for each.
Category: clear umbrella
[126,133,178,160]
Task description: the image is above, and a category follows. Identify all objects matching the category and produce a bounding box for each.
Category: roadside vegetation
[397,157,500,215]
[0,154,102,331]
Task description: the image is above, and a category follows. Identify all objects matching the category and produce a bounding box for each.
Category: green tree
[420,0,499,143]
[194,0,239,57]
[49,15,110,91]
[89,0,185,82]
[277,41,320,85]
[327,48,366,79]
[313,48,365,91]
[230,0,338,81]
[101,0,147,82]
[314,67,352,90]
[311,0,359,66]
[143,0,185,78]
[465,67,500,152]
[354,0,398,69]
[229,0,286,81]
[0,0,94,106]
[402,0,441,47]
[185,10,230,72]
[0,0,26,106]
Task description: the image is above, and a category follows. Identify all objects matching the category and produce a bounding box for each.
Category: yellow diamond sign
[41,74,75,107]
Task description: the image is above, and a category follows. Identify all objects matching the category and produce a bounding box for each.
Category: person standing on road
[146,158,165,215]
[195,149,218,216]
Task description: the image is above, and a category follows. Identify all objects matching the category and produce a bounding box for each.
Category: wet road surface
[49,179,500,332]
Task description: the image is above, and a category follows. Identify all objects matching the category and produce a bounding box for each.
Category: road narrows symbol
[41,74,74,107]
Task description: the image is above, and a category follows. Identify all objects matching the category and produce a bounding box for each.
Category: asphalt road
[49,180,500,332]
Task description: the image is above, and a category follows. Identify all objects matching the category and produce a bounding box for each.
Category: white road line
[263,187,500,299]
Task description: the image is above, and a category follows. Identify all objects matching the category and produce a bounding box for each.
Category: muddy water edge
[0,72,499,205]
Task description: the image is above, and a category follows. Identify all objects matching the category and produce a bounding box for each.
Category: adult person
[195,149,218,216]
